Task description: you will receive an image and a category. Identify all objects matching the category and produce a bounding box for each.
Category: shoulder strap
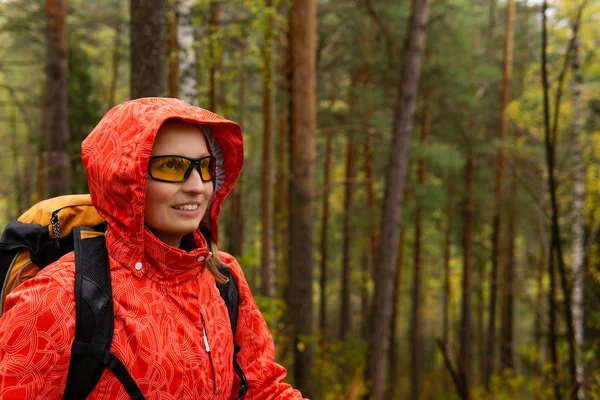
[63,227,145,400]
[216,266,248,400]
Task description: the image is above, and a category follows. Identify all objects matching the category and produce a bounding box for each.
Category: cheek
[144,181,171,221]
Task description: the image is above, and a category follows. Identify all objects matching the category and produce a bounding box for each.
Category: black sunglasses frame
[148,155,216,183]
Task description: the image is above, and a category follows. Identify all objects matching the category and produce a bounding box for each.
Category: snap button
[135,262,143,271]
[197,256,205,262]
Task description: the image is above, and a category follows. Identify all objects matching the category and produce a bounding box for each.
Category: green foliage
[313,335,368,400]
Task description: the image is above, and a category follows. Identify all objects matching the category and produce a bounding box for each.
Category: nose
[182,167,206,194]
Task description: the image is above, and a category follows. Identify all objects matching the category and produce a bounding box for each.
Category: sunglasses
[148,155,216,183]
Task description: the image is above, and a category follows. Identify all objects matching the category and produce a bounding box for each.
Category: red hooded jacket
[0,98,305,399]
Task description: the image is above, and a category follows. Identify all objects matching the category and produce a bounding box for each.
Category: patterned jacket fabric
[0,98,305,399]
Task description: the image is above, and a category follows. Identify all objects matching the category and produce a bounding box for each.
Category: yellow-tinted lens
[149,156,191,182]
[199,157,214,181]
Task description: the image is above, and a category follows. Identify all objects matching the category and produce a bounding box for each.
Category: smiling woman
[0,98,306,400]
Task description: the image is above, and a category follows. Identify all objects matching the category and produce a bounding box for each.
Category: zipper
[201,315,218,393]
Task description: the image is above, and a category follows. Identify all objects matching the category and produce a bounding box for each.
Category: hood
[81,98,243,280]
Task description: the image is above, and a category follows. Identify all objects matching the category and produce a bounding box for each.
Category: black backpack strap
[216,266,248,400]
[63,227,145,400]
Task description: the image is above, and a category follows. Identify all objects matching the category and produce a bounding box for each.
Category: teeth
[173,204,199,211]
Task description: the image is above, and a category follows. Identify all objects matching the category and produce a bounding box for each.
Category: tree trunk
[389,228,405,400]
[227,49,246,258]
[275,7,290,285]
[442,177,454,389]
[208,0,220,112]
[177,0,197,104]
[108,15,122,109]
[46,0,69,199]
[501,164,518,370]
[10,109,22,216]
[365,126,378,271]
[484,0,515,386]
[570,21,585,400]
[459,152,475,397]
[167,0,179,98]
[261,0,276,298]
[319,132,332,335]
[411,92,430,400]
[365,0,431,397]
[498,0,516,372]
[340,134,358,339]
[130,0,166,99]
[287,0,316,395]
[541,3,561,398]
[275,106,289,276]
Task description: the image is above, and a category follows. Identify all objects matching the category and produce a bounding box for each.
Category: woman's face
[144,120,214,247]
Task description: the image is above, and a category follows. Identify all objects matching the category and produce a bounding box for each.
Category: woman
[0,98,304,399]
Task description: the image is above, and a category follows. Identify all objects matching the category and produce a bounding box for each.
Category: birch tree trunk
[45,0,69,198]
[177,0,197,105]
[287,0,317,395]
[570,19,585,400]
[130,0,166,98]
[364,0,431,396]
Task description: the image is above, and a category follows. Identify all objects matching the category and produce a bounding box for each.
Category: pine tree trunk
[10,110,22,216]
[287,0,317,395]
[167,0,179,98]
[498,0,516,371]
[570,16,585,400]
[45,0,69,198]
[411,92,430,400]
[460,152,475,396]
[208,0,220,112]
[501,167,518,370]
[261,0,276,298]
[319,133,332,335]
[340,135,358,339]
[130,0,166,98]
[229,49,245,258]
[389,228,405,400]
[442,178,453,389]
[541,3,561,397]
[365,131,378,270]
[177,0,197,105]
[535,237,546,374]
[275,6,290,282]
[365,0,431,397]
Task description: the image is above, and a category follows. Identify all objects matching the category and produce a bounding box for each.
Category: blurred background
[0,0,599,398]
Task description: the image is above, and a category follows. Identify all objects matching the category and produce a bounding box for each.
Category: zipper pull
[202,321,211,352]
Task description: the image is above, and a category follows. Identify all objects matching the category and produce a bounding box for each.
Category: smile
[172,204,200,211]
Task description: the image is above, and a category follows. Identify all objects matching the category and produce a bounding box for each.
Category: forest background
[0,0,599,399]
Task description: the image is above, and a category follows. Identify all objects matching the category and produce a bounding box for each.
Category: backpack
[0,195,248,400]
